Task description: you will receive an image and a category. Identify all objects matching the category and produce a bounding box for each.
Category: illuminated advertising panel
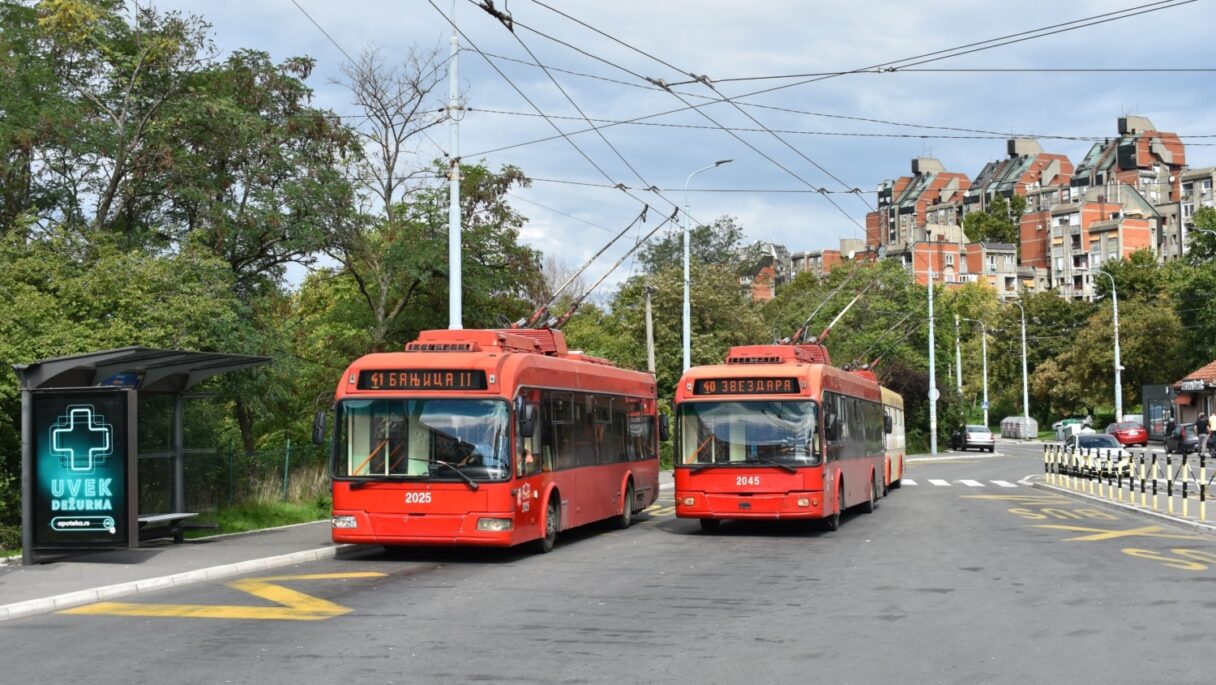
[31,389,133,549]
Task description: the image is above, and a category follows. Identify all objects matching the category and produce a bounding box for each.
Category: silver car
[951,424,995,452]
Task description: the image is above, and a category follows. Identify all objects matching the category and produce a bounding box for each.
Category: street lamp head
[714,159,733,166]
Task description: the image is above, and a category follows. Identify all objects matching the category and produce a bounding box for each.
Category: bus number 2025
[405,492,433,504]
[736,475,760,486]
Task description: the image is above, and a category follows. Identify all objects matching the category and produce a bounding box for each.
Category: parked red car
[1105,421,1148,447]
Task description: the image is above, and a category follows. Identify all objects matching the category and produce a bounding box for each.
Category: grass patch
[189,498,330,539]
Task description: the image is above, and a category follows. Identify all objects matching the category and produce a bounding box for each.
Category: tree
[0,227,247,532]
[962,195,1023,245]
[1097,249,1165,303]
[565,265,765,399]
[1184,206,1216,263]
[36,0,216,236]
[638,215,746,274]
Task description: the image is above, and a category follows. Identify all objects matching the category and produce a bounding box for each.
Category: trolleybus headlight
[331,515,358,529]
[476,518,513,532]
[681,497,696,506]
[796,498,810,507]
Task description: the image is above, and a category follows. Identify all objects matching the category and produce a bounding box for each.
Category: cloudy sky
[156,0,1216,289]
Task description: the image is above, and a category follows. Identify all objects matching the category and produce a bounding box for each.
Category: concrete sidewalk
[0,521,349,622]
[1,470,676,623]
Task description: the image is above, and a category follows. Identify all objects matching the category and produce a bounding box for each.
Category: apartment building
[1039,188,1157,300]
[962,242,1018,298]
[866,157,971,251]
[788,239,866,278]
[963,139,1074,217]
[1179,166,1216,241]
[1070,115,1186,259]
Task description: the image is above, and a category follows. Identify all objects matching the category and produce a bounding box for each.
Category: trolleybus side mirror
[517,397,538,438]
[312,410,327,445]
[659,413,670,442]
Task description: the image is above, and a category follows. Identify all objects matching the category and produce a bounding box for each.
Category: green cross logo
[51,404,113,473]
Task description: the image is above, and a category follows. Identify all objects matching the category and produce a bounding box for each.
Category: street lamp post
[962,318,989,427]
[682,159,732,371]
[928,269,938,455]
[955,313,962,395]
[1009,300,1030,426]
[1092,270,1122,421]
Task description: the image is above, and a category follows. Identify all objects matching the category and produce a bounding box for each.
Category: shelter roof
[12,347,270,394]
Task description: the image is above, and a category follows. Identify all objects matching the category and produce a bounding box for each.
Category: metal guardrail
[1043,444,1211,522]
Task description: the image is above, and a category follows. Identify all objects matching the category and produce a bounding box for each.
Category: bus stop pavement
[1,471,676,622]
[0,521,350,622]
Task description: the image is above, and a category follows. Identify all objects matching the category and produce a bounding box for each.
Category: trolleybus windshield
[335,399,510,481]
[677,401,819,467]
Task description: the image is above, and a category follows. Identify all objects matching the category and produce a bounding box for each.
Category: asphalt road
[4,444,1213,684]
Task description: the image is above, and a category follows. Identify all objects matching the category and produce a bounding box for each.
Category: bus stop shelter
[13,347,270,565]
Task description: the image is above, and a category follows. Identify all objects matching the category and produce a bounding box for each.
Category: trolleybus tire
[612,482,634,529]
[533,495,560,554]
[699,518,720,533]
[861,475,877,514]
[823,483,843,531]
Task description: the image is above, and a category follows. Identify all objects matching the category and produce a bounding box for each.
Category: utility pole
[446,0,463,329]
[928,269,938,456]
[644,285,656,374]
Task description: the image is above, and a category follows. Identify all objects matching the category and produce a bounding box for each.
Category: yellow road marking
[962,494,1069,504]
[1033,524,1201,542]
[60,572,386,621]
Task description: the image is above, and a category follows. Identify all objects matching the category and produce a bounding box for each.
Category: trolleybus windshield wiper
[690,462,728,474]
[747,456,798,474]
[431,459,480,491]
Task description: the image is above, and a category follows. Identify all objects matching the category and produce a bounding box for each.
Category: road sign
[928,388,940,402]
[982,401,989,410]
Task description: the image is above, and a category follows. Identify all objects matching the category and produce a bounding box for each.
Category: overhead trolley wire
[468,0,1196,160]
[528,1,872,206]
[506,2,868,232]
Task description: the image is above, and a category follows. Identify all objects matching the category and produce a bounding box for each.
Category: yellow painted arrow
[60,572,387,621]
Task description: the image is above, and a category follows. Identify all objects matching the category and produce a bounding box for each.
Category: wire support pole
[447,0,463,329]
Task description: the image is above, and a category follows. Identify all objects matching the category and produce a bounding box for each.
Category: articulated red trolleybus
[673,341,896,531]
[325,328,661,552]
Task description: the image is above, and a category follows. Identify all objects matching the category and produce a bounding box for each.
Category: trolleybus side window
[627,400,656,461]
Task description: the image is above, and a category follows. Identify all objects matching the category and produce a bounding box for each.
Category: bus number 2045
[736,475,761,486]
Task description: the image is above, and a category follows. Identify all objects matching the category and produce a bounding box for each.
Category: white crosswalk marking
[901,479,1022,488]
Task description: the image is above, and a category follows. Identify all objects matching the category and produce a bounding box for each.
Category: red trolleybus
[325,328,661,553]
[881,386,906,492]
[673,343,890,531]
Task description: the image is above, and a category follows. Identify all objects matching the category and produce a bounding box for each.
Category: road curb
[0,544,356,623]
[1030,480,1216,535]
